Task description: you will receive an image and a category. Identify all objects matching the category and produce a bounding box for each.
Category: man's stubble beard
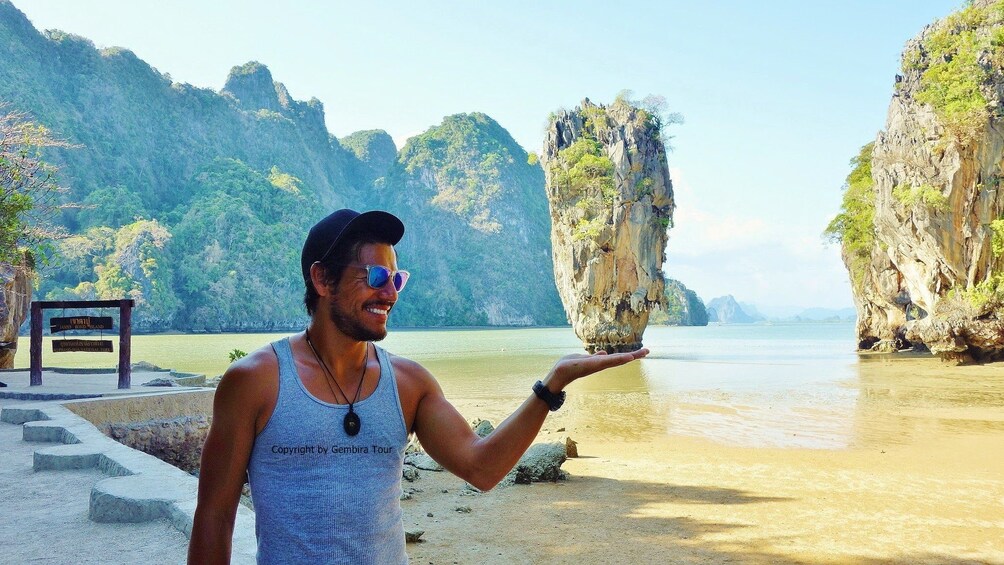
[327,297,388,342]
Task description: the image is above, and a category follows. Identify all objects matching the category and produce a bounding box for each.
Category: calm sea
[18,322,1001,450]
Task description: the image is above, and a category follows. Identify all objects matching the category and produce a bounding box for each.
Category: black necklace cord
[304,330,368,408]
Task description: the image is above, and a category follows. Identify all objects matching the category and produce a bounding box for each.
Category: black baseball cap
[301,209,405,286]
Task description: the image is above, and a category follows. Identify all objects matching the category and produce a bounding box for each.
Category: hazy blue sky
[15,1,962,313]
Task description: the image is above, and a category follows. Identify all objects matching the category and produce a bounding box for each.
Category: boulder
[132,361,166,372]
[470,418,495,438]
[140,377,177,387]
[504,442,568,485]
[405,452,443,472]
[402,465,420,482]
[563,436,578,458]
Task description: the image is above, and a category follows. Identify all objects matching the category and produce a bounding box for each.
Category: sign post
[29,299,135,389]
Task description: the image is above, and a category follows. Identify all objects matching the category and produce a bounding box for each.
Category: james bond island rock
[541,98,674,353]
[828,0,1004,361]
[0,253,31,369]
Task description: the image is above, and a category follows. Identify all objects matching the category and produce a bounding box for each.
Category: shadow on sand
[447,474,999,565]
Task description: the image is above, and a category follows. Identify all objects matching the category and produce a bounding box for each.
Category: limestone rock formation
[842,0,1004,360]
[706,295,762,324]
[222,60,326,134]
[541,98,674,352]
[650,278,709,326]
[0,255,31,369]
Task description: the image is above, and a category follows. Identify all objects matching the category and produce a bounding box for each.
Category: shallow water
[14,322,1004,450]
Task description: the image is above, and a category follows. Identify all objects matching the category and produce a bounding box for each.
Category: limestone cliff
[842,0,1004,360]
[650,278,708,326]
[0,254,31,369]
[541,98,674,352]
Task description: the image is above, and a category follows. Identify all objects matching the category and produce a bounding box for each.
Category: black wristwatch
[533,380,566,411]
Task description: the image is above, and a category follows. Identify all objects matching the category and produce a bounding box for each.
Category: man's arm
[188,352,274,565]
[410,349,647,491]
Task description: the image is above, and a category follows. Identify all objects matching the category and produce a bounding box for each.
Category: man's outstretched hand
[545,348,649,391]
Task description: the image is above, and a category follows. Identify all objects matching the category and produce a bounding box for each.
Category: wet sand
[403,355,1004,564]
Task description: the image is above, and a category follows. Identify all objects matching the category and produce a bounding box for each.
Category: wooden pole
[118,299,131,389]
[29,301,42,386]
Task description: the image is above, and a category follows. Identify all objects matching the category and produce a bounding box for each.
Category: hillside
[0,0,564,330]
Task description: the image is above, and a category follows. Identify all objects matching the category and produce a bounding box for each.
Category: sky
[14,0,963,315]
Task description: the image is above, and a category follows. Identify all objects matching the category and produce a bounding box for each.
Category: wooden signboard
[53,339,114,353]
[50,316,114,333]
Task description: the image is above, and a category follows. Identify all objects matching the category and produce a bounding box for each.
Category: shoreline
[403,353,1004,563]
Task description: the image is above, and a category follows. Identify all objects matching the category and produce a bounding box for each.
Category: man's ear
[310,262,333,297]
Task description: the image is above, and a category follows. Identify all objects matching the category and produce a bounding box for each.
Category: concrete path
[0,368,204,400]
[0,397,190,564]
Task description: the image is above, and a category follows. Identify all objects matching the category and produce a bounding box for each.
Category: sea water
[16,322,1003,450]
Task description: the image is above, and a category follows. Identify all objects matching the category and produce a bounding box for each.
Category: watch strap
[533,380,565,411]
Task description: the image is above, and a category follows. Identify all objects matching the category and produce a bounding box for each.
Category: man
[188,209,648,564]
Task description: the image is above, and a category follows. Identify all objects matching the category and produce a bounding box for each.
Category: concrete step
[33,442,105,471]
[90,474,197,524]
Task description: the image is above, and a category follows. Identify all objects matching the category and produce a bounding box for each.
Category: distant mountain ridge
[706,295,763,324]
[0,0,564,331]
[702,298,855,323]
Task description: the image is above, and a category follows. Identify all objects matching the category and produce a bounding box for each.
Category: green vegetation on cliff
[41,159,321,331]
[548,138,616,240]
[48,220,179,329]
[948,216,1004,313]
[379,113,565,327]
[891,183,949,210]
[398,113,520,234]
[1,2,565,331]
[649,279,708,326]
[825,142,876,290]
[906,0,1004,141]
[546,95,675,242]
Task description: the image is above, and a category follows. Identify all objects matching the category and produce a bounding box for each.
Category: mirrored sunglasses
[360,264,410,292]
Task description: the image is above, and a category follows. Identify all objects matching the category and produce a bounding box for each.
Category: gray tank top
[247,337,409,564]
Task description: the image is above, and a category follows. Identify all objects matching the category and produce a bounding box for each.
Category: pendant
[343,409,361,436]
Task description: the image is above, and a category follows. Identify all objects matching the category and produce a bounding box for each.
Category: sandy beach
[400,354,1004,565]
[6,327,1003,563]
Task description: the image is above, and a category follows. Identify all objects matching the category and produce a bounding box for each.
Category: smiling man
[188,209,648,565]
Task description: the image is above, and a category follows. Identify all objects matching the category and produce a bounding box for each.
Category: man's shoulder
[383,350,437,387]
[216,343,279,398]
[382,349,441,418]
[384,350,430,377]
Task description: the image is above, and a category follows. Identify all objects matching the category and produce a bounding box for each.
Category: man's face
[327,242,399,342]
